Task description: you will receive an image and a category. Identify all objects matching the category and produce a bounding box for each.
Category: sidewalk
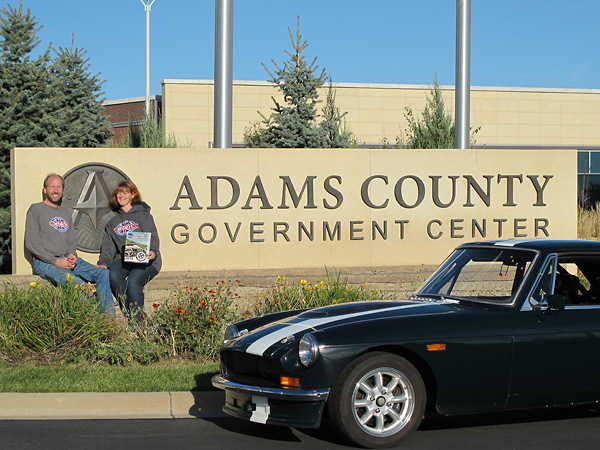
[0,391,226,420]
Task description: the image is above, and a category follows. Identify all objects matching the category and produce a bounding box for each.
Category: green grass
[0,360,219,393]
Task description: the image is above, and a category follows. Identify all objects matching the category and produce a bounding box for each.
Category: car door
[508,253,600,408]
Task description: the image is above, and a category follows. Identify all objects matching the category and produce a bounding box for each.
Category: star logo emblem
[62,163,129,253]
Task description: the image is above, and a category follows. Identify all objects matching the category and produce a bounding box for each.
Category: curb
[0,391,225,420]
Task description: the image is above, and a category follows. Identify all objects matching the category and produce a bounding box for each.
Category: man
[25,173,115,315]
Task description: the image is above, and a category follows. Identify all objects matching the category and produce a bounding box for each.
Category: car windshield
[416,247,536,304]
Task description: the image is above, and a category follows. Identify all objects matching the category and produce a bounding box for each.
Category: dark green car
[212,240,600,448]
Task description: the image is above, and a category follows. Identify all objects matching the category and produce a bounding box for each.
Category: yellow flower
[29,281,37,288]
[281,276,287,281]
[300,279,307,285]
[66,273,74,282]
[126,356,132,362]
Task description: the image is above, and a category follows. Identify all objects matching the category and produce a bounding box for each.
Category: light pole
[455,0,471,149]
[141,0,155,118]
[214,0,233,148]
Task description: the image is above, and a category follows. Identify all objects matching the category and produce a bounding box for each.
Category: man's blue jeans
[33,257,115,315]
[109,258,159,322]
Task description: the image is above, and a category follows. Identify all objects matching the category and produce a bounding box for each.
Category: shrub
[148,279,240,361]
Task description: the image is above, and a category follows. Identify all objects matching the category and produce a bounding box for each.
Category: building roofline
[160,78,600,95]
[103,95,162,106]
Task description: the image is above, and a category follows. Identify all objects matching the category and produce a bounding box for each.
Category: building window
[578,150,600,208]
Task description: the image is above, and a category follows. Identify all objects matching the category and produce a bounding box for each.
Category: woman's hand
[148,251,156,260]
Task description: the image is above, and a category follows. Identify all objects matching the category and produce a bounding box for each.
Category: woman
[98,181,161,321]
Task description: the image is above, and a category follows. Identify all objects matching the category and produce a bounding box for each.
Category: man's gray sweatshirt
[25,202,77,264]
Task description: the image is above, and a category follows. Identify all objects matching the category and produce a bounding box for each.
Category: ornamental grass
[0,280,116,362]
[253,270,392,315]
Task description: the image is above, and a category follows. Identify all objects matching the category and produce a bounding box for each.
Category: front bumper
[211,375,329,429]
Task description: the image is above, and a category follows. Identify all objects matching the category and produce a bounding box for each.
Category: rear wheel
[328,352,426,448]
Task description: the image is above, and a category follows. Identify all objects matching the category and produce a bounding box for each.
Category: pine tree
[320,80,353,148]
[403,73,480,149]
[0,1,52,273]
[0,1,52,162]
[248,16,328,148]
[47,38,112,147]
[0,2,112,273]
[125,113,178,148]
[403,74,454,149]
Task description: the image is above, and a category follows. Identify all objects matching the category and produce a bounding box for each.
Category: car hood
[226,299,462,357]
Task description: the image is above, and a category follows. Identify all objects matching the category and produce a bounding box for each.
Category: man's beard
[47,195,62,205]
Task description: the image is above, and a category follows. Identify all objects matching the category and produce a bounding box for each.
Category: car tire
[327,352,426,448]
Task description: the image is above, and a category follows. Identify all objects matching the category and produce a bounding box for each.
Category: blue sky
[5,0,600,100]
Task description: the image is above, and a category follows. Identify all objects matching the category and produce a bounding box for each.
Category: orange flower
[176,307,184,315]
[152,303,159,310]
[208,289,215,294]
[200,300,208,307]
[209,316,216,322]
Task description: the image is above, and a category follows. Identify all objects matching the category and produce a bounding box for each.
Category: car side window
[555,255,600,306]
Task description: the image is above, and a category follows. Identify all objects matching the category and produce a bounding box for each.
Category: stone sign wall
[11,147,577,275]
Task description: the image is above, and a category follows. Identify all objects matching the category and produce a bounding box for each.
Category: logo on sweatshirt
[114,220,139,235]
[49,217,69,232]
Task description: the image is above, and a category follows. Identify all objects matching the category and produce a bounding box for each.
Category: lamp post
[141,0,155,118]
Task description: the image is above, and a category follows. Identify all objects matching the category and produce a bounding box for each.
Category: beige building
[160,79,600,207]
[161,79,600,148]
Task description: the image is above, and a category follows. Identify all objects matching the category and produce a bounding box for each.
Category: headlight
[224,324,239,343]
[298,333,319,367]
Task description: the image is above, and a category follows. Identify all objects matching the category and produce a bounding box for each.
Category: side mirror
[547,294,566,310]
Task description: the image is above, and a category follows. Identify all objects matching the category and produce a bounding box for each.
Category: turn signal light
[280,376,300,388]
[427,343,447,351]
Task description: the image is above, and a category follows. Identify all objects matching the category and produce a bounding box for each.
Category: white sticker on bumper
[250,395,270,424]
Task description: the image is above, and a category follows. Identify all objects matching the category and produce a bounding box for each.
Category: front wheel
[328,352,426,448]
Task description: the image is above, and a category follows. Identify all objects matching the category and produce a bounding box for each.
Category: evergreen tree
[0,1,52,273]
[47,38,112,147]
[0,1,52,163]
[126,113,179,148]
[320,80,353,148]
[403,74,454,149]
[0,2,112,273]
[403,73,480,149]
[247,16,327,148]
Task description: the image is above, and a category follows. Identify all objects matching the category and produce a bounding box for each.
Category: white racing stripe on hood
[246,303,429,356]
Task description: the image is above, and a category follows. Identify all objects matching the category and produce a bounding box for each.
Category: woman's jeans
[109,259,159,321]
